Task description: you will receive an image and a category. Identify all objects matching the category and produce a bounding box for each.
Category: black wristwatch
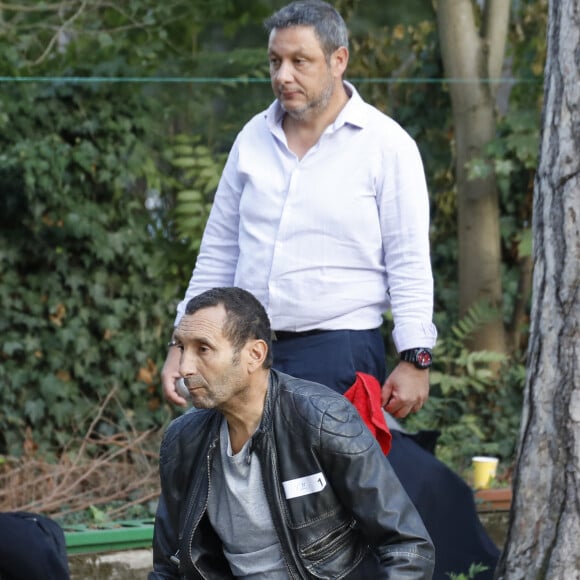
[400,348,433,370]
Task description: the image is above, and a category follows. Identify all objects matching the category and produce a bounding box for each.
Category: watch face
[416,349,432,368]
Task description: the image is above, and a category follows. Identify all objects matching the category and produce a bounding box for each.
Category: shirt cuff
[392,322,438,353]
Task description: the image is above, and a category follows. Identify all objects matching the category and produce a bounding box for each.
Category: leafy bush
[0,81,178,456]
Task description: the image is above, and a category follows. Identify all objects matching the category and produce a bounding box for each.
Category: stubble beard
[184,360,245,410]
[280,75,335,122]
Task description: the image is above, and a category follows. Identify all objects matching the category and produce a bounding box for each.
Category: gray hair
[264,0,349,60]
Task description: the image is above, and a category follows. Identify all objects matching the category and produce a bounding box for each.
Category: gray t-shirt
[206,418,289,579]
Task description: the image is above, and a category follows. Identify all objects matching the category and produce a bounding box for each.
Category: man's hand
[381,361,430,418]
[161,346,188,407]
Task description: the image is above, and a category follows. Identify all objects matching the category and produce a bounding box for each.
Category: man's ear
[332,46,349,78]
[245,339,268,372]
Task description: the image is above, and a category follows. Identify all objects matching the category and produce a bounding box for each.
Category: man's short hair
[264,0,349,60]
[185,287,273,369]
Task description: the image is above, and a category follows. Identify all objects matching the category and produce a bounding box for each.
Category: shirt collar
[333,81,367,130]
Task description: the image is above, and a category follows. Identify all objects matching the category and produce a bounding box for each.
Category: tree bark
[436,0,510,353]
[496,0,580,577]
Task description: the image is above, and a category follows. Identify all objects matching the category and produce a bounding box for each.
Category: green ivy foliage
[0,81,176,456]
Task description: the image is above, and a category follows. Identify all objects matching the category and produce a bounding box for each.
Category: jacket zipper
[183,436,218,579]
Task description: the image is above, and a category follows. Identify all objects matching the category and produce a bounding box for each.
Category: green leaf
[2,341,24,356]
[24,399,46,423]
[89,505,108,524]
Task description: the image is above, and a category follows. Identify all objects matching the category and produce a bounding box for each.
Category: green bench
[64,518,154,554]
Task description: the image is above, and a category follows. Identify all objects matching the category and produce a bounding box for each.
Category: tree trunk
[436,0,510,353]
[495,0,580,577]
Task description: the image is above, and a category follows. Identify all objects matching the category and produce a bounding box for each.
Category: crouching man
[149,287,434,579]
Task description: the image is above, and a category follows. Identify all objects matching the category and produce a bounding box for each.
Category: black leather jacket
[149,370,434,579]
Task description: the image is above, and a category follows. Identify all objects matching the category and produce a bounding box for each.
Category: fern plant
[164,134,227,253]
[402,302,525,479]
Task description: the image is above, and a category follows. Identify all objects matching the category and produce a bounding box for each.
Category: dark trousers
[272,329,500,580]
[273,328,387,394]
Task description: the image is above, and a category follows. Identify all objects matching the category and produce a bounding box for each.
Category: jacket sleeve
[148,423,186,580]
[318,399,435,578]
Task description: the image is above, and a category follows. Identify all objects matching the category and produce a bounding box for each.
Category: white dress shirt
[176,82,437,352]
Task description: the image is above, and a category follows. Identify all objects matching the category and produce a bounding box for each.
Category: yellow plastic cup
[472,456,499,489]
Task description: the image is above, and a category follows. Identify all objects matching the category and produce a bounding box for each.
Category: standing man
[161,2,499,578]
[163,0,436,418]
[149,287,435,579]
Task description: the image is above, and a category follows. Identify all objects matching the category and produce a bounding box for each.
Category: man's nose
[274,60,294,83]
[179,350,198,377]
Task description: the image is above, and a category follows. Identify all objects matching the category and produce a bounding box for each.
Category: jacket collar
[252,369,280,440]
